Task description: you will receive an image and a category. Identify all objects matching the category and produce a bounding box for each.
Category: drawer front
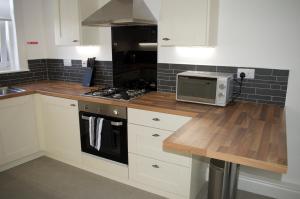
[128,108,191,131]
[129,154,191,197]
[128,124,191,167]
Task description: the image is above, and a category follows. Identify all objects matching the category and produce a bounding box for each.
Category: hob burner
[83,87,147,101]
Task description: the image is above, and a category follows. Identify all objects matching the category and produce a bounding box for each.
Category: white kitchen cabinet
[159,0,219,46]
[38,95,81,166]
[128,108,191,131]
[54,0,109,46]
[128,124,191,167]
[79,0,111,46]
[128,108,206,199]
[0,147,4,166]
[0,95,39,165]
[129,154,191,197]
[54,0,81,46]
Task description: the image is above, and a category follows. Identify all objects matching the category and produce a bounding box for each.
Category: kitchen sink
[0,87,26,96]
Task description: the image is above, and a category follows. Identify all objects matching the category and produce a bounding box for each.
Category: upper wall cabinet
[54,0,81,46]
[159,0,219,46]
[78,0,110,46]
[54,0,109,46]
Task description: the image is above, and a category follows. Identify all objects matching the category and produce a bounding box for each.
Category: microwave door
[177,76,217,104]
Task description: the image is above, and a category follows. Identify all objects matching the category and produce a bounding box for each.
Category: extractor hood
[82,0,157,27]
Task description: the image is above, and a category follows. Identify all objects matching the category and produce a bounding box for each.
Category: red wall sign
[27,41,39,45]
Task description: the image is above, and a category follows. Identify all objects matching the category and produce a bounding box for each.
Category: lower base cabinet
[129,154,192,198]
[129,154,206,199]
[37,95,81,167]
[0,94,207,199]
[128,108,206,199]
[0,95,40,166]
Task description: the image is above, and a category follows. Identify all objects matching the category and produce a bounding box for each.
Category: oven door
[177,75,217,104]
[79,111,128,164]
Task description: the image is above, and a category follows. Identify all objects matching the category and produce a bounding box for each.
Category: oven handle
[81,116,123,126]
[111,121,123,126]
[81,115,90,120]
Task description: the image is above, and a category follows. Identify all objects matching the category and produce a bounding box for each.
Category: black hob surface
[83,87,147,101]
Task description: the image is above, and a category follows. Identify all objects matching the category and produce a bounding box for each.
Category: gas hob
[83,87,147,101]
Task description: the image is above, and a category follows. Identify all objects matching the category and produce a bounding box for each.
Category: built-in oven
[78,101,128,164]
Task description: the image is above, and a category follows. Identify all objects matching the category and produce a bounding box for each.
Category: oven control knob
[218,93,224,98]
[113,109,119,115]
[219,84,226,90]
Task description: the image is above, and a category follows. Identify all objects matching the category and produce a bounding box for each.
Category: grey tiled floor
[0,157,272,199]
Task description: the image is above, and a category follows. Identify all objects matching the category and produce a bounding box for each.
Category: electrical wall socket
[63,59,72,67]
[237,68,255,79]
[82,61,87,67]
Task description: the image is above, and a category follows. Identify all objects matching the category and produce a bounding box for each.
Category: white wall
[22,0,300,189]
[21,0,47,60]
[42,0,112,61]
[158,0,300,187]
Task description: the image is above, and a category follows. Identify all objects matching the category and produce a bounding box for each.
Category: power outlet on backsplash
[82,61,87,67]
[237,68,255,79]
[63,59,72,67]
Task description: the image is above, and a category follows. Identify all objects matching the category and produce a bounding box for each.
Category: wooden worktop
[0,81,129,107]
[128,92,287,173]
[0,81,287,173]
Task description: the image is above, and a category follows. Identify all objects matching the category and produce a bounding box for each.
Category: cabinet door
[0,95,39,165]
[39,95,81,166]
[129,154,191,197]
[128,108,191,131]
[79,0,111,45]
[0,147,4,165]
[128,124,191,167]
[54,0,80,46]
[159,0,218,46]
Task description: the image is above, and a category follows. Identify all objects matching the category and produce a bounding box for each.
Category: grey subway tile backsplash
[157,63,289,106]
[273,69,289,76]
[0,59,113,88]
[0,59,289,106]
[196,65,217,72]
[255,68,273,76]
[255,75,277,81]
[271,84,281,89]
[46,59,113,87]
[216,66,237,73]
[0,59,48,86]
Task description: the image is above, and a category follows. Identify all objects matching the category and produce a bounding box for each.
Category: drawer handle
[152,134,160,137]
[152,118,160,122]
[162,37,170,41]
[70,104,76,107]
[152,164,159,169]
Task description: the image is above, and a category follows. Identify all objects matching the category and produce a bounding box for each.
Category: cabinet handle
[70,104,76,107]
[72,40,79,43]
[162,37,170,41]
[152,164,159,169]
[152,134,160,137]
[152,118,160,122]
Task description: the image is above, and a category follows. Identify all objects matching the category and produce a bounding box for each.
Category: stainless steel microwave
[176,71,234,106]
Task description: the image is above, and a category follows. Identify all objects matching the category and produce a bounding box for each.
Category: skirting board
[2,154,300,199]
[239,174,300,199]
[0,151,45,172]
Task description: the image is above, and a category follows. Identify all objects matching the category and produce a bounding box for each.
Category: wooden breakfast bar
[130,92,287,199]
